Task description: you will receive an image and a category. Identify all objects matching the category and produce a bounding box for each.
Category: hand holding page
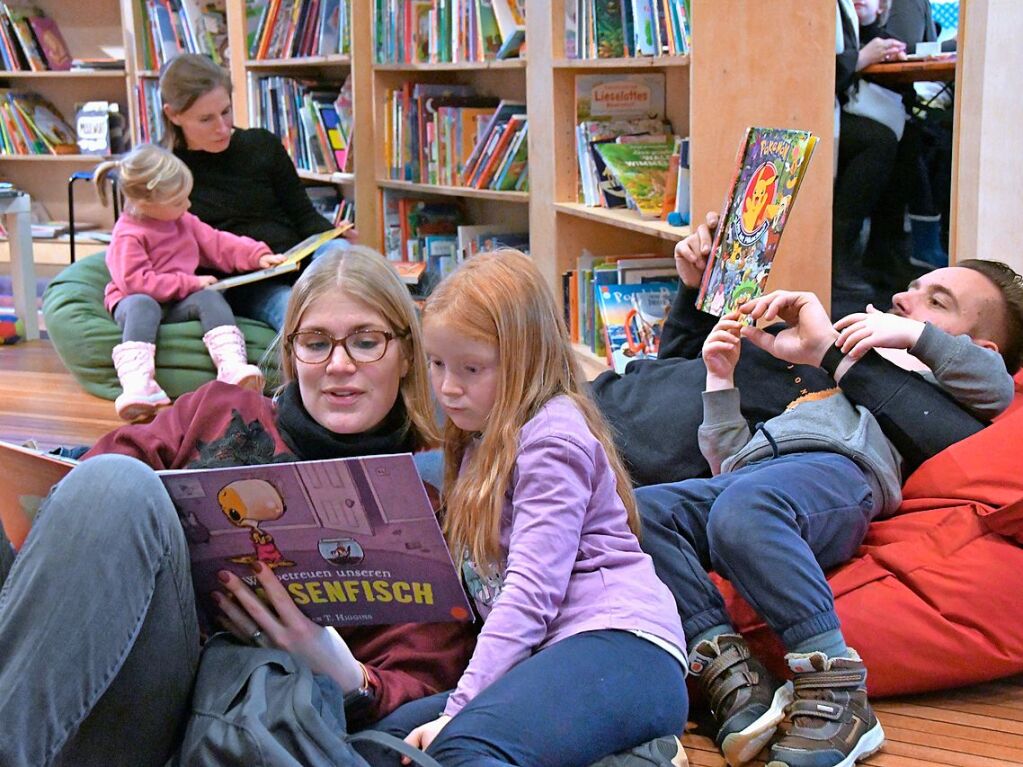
[207,224,353,292]
[696,127,817,319]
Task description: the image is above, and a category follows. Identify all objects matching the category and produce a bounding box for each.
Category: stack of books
[0,4,72,72]
[138,0,228,69]
[0,90,78,156]
[566,0,691,60]
[248,0,352,59]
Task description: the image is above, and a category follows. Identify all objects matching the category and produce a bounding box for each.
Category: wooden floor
[2,340,1022,765]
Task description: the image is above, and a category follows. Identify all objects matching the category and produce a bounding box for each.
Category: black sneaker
[766,650,885,767]
[690,634,794,766]
[589,736,688,766]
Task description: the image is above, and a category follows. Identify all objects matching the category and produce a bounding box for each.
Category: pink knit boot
[112,341,171,422]
[202,325,265,391]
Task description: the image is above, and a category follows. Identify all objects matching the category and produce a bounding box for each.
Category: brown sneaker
[766,650,885,767]
[690,634,794,766]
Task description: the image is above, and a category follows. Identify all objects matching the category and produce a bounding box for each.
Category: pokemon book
[160,454,472,630]
[207,224,353,292]
[696,127,818,318]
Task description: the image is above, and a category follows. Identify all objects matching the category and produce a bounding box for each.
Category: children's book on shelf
[25,11,71,71]
[456,223,530,262]
[0,90,77,155]
[575,73,669,207]
[208,224,352,292]
[595,137,676,218]
[596,281,676,373]
[569,0,690,60]
[696,126,818,318]
[0,441,473,630]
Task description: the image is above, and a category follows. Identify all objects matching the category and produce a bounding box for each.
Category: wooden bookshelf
[373,59,527,72]
[551,55,689,70]
[0,0,131,264]
[378,179,529,203]
[555,203,689,241]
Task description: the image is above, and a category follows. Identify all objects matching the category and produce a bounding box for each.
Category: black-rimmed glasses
[287,329,402,365]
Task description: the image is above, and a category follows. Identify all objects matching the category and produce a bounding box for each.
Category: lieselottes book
[0,441,472,630]
[696,127,818,318]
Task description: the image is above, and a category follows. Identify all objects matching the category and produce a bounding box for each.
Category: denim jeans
[635,452,878,651]
[358,630,688,767]
[0,454,200,767]
[225,238,350,331]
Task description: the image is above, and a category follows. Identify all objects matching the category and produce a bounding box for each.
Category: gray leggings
[113,291,237,344]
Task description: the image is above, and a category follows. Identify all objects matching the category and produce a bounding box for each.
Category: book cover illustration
[0,440,76,551]
[696,127,818,318]
[160,453,472,629]
[596,282,676,373]
[208,224,352,292]
[595,138,676,218]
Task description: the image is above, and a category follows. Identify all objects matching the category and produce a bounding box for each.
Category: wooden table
[862,55,956,87]
[0,193,39,341]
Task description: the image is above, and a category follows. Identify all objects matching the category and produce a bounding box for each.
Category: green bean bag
[42,252,280,401]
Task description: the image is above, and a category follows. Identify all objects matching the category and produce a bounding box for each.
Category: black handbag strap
[346,730,445,767]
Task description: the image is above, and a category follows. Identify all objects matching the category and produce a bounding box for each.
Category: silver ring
[250,630,264,645]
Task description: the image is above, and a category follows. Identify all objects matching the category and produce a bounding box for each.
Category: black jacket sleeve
[265,133,333,240]
[837,349,986,475]
[656,285,718,360]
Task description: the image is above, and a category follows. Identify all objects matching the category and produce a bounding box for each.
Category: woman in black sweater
[159,53,349,330]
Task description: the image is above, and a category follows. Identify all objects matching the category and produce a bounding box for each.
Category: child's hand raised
[703,311,742,391]
[833,304,925,360]
[197,275,218,288]
[259,253,287,269]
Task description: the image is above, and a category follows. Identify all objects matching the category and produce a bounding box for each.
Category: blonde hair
[274,245,438,451]
[159,53,233,151]
[424,250,639,571]
[93,143,192,207]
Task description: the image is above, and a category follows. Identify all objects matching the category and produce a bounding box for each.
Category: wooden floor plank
[875,710,1023,749]
[881,724,1023,763]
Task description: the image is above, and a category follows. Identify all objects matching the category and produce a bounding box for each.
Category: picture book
[596,282,676,373]
[595,137,676,218]
[0,440,76,551]
[160,453,472,629]
[208,224,352,292]
[26,13,71,71]
[696,127,818,318]
[0,441,473,631]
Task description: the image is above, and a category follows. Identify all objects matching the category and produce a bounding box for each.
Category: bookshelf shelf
[373,59,527,72]
[554,203,689,242]
[136,70,161,78]
[0,70,126,79]
[552,55,690,70]
[245,55,352,70]
[378,179,530,203]
[298,170,356,185]
[0,154,109,163]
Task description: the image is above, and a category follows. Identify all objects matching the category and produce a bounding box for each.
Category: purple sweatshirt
[444,396,685,717]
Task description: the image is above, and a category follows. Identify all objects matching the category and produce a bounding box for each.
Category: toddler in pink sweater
[95,144,284,421]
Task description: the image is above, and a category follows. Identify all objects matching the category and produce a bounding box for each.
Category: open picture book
[208,224,353,292]
[696,127,818,318]
[0,442,471,630]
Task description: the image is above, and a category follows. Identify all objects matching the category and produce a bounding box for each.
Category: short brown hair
[159,54,232,151]
[959,259,1023,373]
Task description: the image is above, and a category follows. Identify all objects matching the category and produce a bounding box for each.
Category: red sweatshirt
[86,382,475,724]
[103,211,271,312]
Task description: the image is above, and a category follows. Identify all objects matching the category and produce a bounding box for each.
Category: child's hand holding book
[703,311,743,391]
[258,253,287,269]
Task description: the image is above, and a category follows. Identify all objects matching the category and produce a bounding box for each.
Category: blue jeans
[225,238,350,331]
[359,630,688,767]
[636,452,878,650]
[0,454,200,767]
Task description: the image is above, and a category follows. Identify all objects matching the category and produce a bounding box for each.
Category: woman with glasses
[0,247,476,767]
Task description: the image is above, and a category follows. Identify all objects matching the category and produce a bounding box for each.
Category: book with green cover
[696,126,818,318]
[595,138,676,218]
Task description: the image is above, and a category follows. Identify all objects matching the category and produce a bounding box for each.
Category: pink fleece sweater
[104,211,271,312]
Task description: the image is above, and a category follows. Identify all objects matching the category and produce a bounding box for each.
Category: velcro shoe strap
[703,643,750,683]
[788,698,846,722]
[793,669,865,691]
[709,670,758,712]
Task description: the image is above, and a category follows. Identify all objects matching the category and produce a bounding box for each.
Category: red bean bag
[720,373,1023,696]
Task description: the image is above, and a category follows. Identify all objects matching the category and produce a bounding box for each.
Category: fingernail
[217,570,231,584]
[252,561,264,574]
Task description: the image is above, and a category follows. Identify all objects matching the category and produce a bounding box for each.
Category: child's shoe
[766,649,885,767]
[112,341,171,421]
[589,735,688,766]
[202,325,265,391]
[690,634,794,766]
